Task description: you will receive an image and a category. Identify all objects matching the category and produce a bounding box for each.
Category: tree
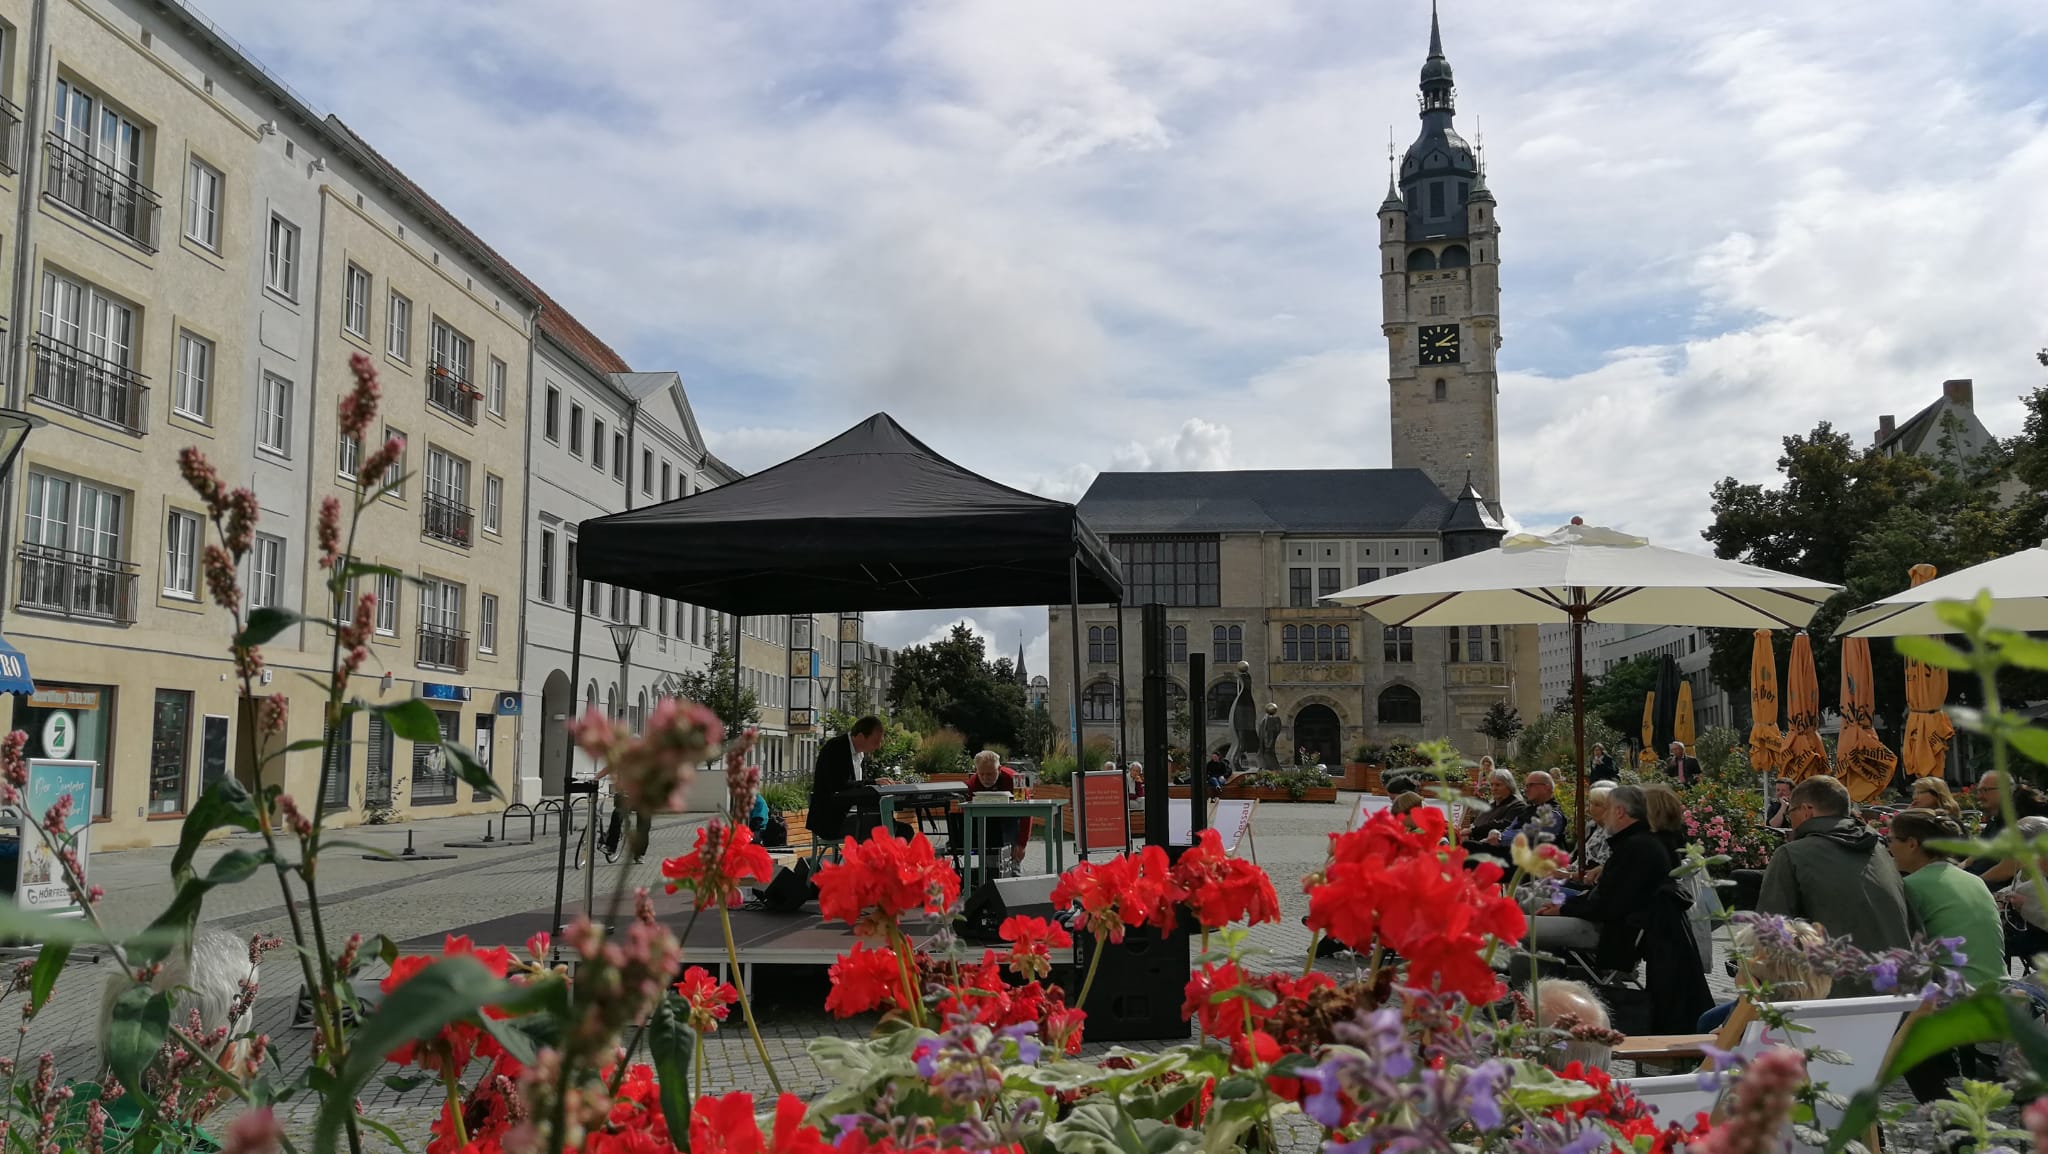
[1579,655,1661,747]
[1018,704,1057,760]
[886,623,1028,752]
[1477,701,1523,757]
[675,641,761,736]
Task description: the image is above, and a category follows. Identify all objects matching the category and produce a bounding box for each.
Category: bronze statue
[1227,662,1260,772]
[1257,702,1284,772]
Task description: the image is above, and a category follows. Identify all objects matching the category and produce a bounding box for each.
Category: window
[375,571,398,635]
[149,690,192,815]
[642,450,654,493]
[1110,538,1220,606]
[591,420,606,471]
[50,80,149,246]
[1356,566,1380,586]
[38,272,141,428]
[386,292,412,360]
[329,557,358,626]
[1433,379,1447,401]
[382,429,407,494]
[256,373,291,455]
[538,529,555,603]
[1087,625,1119,663]
[568,403,583,457]
[337,422,360,481]
[1168,625,1186,663]
[21,471,129,619]
[610,585,626,621]
[421,576,463,634]
[250,534,283,609]
[611,434,625,480]
[184,157,220,249]
[342,263,370,336]
[163,509,198,597]
[1377,685,1423,725]
[483,474,502,533]
[1382,626,1414,663]
[265,214,300,297]
[543,386,560,442]
[1448,625,1503,663]
[660,462,672,500]
[1211,624,1242,664]
[479,594,497,654]
[1318,567,1341,598]
[1081,680,1118,721]
[1334,625,1351,660]
[1288,567,1312,608]
[430,319,473,383]
[487,357,506,417]
[425,446,471,544]
[637,592,648,628]
[1428,294,1446,315]
[1206,680,1237,722]
[172,330,211,420]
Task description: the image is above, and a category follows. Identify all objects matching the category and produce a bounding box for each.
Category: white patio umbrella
[1325,518,1840,851]
[1835,542,2048,637]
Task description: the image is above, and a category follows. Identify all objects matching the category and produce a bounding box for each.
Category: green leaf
[1931,595,1990,634]
[377,699,444,743]
[646,994,698,1141]
[340,560,408,583]
[106,986,171,1106]
[237,607,307,649]
[1893,636,1972,671]
[172,778,259,886]
[1996,633,2048,673]
[282,738,329,754]
[315,957,545,1154]
[380,1074,431,1093]
[2007,726,2048,769]
[1506,1063,1604,1110]
[1044,1099,1200,1154]
[1214,1074,1259,1100]
[1827,990,2048,1151]
[26,941,69,1015]
[440,742,504,803]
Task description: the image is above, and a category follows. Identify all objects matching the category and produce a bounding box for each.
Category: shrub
[1680,777,1774,873]
[910,729,969,778]
[760,779,809,813]
[1037,754,1076,786]
[1353,741,1386,765]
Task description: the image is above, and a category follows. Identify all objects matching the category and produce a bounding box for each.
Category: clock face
[1418,324,1460,365]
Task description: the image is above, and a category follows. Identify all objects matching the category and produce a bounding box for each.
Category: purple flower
[1460,1059,1510,1131]
[1869,957,1900,993]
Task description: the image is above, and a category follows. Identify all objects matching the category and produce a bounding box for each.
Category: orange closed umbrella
[1835,635,1897,802]
[1640,691,1660,769]
[1901,563,1956,779]
[1782,632,1829,781]
[1674,680,1696,752]
[1748,630,1784,775]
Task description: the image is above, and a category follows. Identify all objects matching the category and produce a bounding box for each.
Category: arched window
[1081,680,1119,722]
[1433,378,1447,401]
[1281,624,1299,662]
[1169,625,1186,663]
[1168,681,1188,716]
[1335,625,1351,660]
[1407,248,1438,272]
[1440,244,1470,268]
[1377,685,1422,725]
[586,681,599,713]
[635,690,648,732]
[1088,625,1120,663]
[606,686,617,721]
[1212,624,1242,663]
[1206,680,1237,722]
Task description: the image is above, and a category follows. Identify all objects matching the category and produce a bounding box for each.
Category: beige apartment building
[0,0,534,847]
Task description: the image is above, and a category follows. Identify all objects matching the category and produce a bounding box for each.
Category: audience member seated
[1698,918,1833,1033]
[1888,807,2006,1104]
[1575,787,1615,885]
[1757,775,1917,993]
[947,751,1029,876]
[1205,752,1229,791]
[1965,773,2048,885]
[1461,768,1527,857]
[1911,777,1963,826]
[1642,783,1714,969]
[1536,978,1617,1072]
[1765,779,1794,830]
[1998,815,2048,965]
[1521,787,1659,976]
[1495,771,1566,849]
[1391,791,1424,817]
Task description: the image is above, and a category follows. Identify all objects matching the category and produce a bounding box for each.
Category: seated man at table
[949,750,1030,876]
[805,715,892,843]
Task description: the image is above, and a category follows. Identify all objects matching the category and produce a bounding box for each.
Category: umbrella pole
[1069,554,1088,861]
[1571,601,1587,859]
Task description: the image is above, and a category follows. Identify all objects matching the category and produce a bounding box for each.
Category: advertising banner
[18,759,94,915]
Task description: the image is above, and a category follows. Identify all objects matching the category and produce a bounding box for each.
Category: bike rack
[501,803,538,844]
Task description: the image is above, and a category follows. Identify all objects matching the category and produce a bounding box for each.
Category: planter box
[1340,763,1382,793]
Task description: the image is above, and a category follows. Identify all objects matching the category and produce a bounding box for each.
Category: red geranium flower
[816,830,961,936]
[675,965,739,1033]
[1172,829,1281,930]
[687,1090,831,1154]
[381,935,517,1076]
[998,915,1071,981]
[826,940,912,1018]
[1050,845,1184,944]
[661,822,775,910]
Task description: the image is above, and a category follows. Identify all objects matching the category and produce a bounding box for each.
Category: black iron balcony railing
[426,361,477,425]
[417,624,468,673]
[0,96,23,176]
[15,542,138,623]
[421,493,474,548]
[31,334,149,434]
[43,133,160,251]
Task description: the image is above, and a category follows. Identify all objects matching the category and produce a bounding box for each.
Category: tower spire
[1429,0,1444,60]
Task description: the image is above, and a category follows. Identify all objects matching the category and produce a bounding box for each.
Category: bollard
[482,820,496,844]
[401,830,418,858]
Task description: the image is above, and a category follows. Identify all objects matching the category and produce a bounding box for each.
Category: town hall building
[1049,9,1539,764]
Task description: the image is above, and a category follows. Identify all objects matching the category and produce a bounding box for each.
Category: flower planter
[1341,763,1382,792]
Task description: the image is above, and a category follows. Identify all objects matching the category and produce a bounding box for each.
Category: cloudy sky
[204,0,2048,670]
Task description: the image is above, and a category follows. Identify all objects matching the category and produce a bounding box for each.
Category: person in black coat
[805,716,886,841]
[1588,743,1618,784]
[1665,742,1701,787]
[1517,785,1669,982]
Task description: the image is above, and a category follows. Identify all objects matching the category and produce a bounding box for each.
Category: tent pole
[550,569,586,965]
[730,616,742,738]
[1570,598,1587,859]
[1116,600,1129,769]
[1069,554,1087,861]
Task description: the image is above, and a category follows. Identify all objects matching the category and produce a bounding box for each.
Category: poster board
[1078,771,1128,855]
[1166,797,1194,846]
[1212,797,1258,860]
[18,759,93,915]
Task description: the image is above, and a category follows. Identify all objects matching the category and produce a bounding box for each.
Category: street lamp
[591,620,640,913]
[0,409,43,479]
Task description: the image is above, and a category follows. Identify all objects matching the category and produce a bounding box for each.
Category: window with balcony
[375,571,398,635]
[386,291,411,361]
[264,214,299,297]
[162,509,197,598]
[342,263,370,337]
[427,319,476,424]
[183,157,219,250]
[483,473,502,534]
[47,79,158,250]
[1109,537,1219,606]
[256,373,291,457]
[18,469,134,622]
[479,594,497,654]
[592,419,606,471]
[250,534,283,609]
[487,357,505,418]
[418,577,466,672]
[423,446,472,547]
[35,270,146,434]
[1211,623,1242,663]
[1280,624,1350,662]
[171,330,210,422]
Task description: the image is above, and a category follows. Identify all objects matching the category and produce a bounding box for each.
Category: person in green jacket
[1757,776,1919,993]
[1887,806,2007,1105]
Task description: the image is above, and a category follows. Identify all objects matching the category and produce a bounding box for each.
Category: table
[961,798,1066,888]
[873,781,969,837]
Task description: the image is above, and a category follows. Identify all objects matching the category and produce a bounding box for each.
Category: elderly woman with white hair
[1460,766,1527,857]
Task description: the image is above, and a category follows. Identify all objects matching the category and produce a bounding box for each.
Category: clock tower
[1381,4,1502,513]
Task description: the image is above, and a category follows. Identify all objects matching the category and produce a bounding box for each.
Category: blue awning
[0,635,34,695]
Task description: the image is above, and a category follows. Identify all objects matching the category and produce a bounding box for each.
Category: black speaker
[757,860,815,914]
[960,875,1060,943]
[1071,922,1192,1042]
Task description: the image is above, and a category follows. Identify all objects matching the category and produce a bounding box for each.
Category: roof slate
[1078,469,1455,535]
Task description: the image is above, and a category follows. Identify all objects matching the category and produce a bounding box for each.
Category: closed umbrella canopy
[1641,692,1658,769]
[1748,630,1784,775]
[1652,655,1682,756]
[1675,679,1696,752]
[1836,542,2048,637]
[1899,563,1956,779]
[1783,633,1829,782]
[1835,636,1897,802]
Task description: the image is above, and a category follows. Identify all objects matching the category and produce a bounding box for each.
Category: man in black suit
[1665,742,1701,787]
[806,715,887,841]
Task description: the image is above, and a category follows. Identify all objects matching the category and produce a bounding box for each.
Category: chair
[1349,793,1394,831]
[1735,995,1920,1151]
[1622,1073,1719,1132]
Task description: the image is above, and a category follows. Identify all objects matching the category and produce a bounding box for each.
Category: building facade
[1593,625,1734,739]
[1536,621,1624,714]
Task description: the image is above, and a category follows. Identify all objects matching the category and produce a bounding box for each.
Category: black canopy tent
[552,413,1124,939]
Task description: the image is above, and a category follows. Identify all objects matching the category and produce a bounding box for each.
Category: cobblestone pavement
[16,796,1959,1150]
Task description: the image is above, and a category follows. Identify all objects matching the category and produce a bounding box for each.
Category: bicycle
[573,785,622,869]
